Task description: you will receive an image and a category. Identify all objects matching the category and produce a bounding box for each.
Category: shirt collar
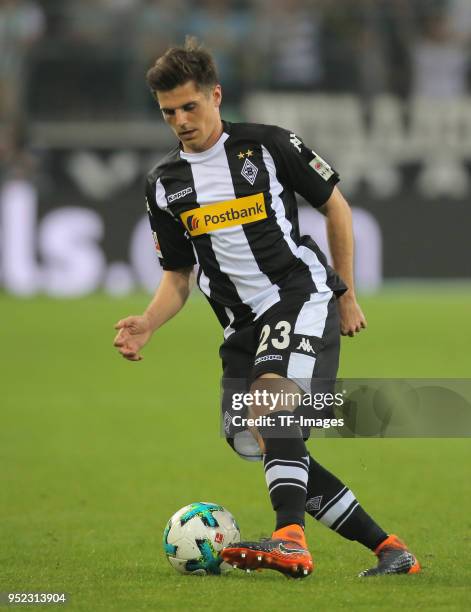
[179,121,230,163]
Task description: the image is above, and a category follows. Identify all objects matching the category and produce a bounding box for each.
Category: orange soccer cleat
[359,534,421,577]
[221,523,314,579]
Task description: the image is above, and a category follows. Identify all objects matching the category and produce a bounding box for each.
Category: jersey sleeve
[145,178,196,271]
[265,126,340,208]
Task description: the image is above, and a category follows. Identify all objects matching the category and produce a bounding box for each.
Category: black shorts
[220,291,341,455]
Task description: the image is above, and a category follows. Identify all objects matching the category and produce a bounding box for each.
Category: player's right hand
[113,315,153,361]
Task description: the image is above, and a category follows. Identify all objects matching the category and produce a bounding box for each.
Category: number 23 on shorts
[256,321,291,355]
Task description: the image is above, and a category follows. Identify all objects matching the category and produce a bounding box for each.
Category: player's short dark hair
[146,36,218,94]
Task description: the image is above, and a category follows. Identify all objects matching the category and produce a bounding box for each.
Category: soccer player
[113,37,420,579]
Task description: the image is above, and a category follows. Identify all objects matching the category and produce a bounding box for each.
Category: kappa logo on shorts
[180,193,267,236]
[296,338,316,354]
[254,354,283,366]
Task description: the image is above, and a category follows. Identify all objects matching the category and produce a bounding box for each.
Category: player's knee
[249,373,301,417]
[226,430,263,462]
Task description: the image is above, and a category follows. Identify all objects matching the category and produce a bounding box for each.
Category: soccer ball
[163,502,240,575]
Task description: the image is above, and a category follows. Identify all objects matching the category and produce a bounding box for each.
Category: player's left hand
[337,293,367,337]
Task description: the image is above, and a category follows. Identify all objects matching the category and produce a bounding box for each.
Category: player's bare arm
[319,186,367,337]
[113,266,193,361]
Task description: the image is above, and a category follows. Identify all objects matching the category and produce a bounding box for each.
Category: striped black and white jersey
[146,121,347,335]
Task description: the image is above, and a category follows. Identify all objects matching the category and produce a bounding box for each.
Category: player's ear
[212,84,222,108]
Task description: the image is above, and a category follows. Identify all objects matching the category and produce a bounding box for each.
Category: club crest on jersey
[180,193,267,236]
[240,157,258,185]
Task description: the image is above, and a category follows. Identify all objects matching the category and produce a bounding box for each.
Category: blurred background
[1,5,470,607]
[1,0,470,296]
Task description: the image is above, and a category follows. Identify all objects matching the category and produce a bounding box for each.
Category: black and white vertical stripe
[313,486,359,532]
[264,455,310,495]
[287,290,333,390]
[183,134,281,323]
[260,145,329,293]
[155,145,254,333]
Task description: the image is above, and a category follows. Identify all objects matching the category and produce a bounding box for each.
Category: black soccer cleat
[359,534,421,577]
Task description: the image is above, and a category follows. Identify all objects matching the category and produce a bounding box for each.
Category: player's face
[156,81,223,153]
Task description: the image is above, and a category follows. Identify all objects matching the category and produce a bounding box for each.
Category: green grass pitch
[1,289,470,611]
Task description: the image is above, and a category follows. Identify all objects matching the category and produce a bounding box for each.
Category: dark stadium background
[1,0,471,297]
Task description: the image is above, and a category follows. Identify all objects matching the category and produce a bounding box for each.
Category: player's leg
[302,293,386,549]
[223,372,313,577]
[303,294,420,576]
[305,456,420,575]
[223,296,319,577]
[305,455,386,550]
[254,374,309,532]
[219,325,266,460]
[221,335,314,576]
[221,293,420,576]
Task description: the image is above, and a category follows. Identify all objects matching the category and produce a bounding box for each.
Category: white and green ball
[163,502,240,575]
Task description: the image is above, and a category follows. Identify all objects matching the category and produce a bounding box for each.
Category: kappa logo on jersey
[180,193,267,236]
[167,186,193,203]
[290,133,303,153]
[309,152,334,181]
[296,338,315,354]
[241,157,258,185]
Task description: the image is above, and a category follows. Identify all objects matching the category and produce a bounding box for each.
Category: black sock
[259,411,309,530]
[305,454,387,550]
